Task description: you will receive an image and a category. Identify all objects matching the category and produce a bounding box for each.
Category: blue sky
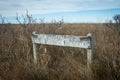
[0,0,120,23]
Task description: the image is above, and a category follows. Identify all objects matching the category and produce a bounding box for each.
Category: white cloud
[0,0,120,16]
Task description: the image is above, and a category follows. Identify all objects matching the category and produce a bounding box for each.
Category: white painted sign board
[31,33,92,49]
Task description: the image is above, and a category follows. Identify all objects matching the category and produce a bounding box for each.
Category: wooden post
[87,33,93,80]
[32,32,39,64]
[33,43,38,64]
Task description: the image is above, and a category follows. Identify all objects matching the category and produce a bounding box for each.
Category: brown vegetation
[0,22,120,80]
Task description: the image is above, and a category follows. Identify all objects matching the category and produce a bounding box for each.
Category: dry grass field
[0,23,120,80]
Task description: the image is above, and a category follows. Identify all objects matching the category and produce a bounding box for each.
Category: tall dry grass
[0,22,120,80]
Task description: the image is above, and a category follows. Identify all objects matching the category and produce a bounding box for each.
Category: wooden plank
[31,32,91,49]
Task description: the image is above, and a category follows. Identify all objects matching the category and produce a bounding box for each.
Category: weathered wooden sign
[31,32,93,80]
[31,33,92,49]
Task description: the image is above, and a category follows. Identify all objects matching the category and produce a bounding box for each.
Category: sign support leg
[87,33,93,80]
[33,43,38,64]
[87,49,92,80]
